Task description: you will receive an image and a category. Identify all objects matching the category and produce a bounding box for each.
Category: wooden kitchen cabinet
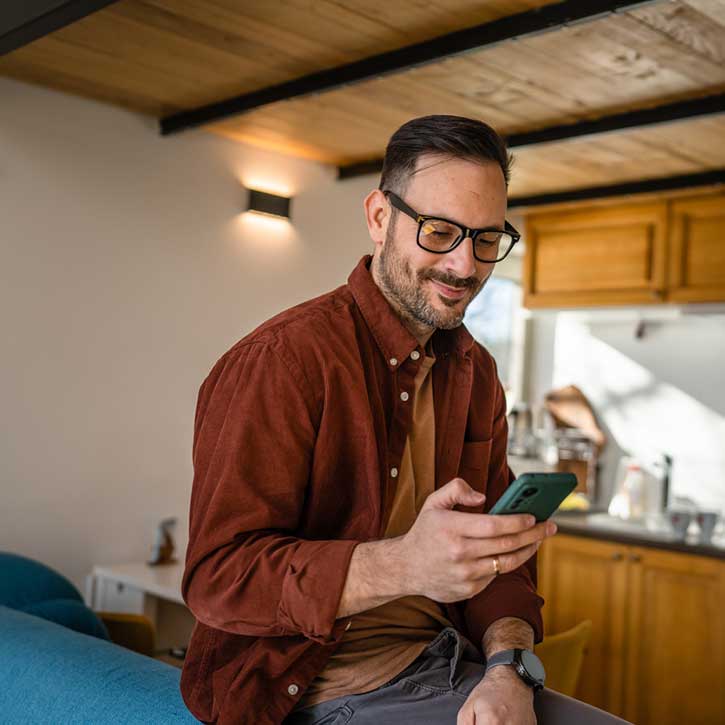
[523,202,668,308]
[623,546,725,725]
[522,190,725,308]
[668,193,725,303]
[538,533,725,725]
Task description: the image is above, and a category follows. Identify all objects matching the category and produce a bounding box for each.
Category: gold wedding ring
[492,556,500,576]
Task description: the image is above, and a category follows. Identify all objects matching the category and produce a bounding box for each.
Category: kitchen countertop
[551,510,725,560]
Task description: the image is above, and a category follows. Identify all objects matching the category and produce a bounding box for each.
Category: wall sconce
[244,187,292,220]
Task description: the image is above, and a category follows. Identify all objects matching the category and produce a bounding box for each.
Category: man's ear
[363,189,389,250]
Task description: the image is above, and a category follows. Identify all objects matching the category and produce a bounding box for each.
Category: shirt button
[400,391,409,401]
[391,467,398,478]
[410,350,421,360]
[287,684,299,696]
[389,357,398,366]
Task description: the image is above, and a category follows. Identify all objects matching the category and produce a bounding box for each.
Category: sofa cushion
[0,605,198,724]
[20,597,110,641]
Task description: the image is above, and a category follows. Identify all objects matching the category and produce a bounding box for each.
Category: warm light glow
[241,177,294,197]
[233,210,296,254]
[238,210,291,230]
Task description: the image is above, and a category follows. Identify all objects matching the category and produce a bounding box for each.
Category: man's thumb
[426,478,486,510]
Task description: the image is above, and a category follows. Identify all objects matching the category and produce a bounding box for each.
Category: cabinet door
[623,546,725,725]
[668,193,725,303]
[523,202,668,308]
[539,534,629,715]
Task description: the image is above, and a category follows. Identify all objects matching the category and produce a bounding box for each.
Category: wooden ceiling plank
[3,34,205,110]
[211,0,402,55]
[0,0,119,56]
[630,0,725,65]
[142,0,352,69]
[318,0,558,38]
[598,11,725,86]
[628,116,725,167]
[458,38,659,121]
[402,55,575,127]
[108,1,303,82]
[0,54,164,114]
[210,98,393,160]
[518,20,701,100]
[342,71,524,128]
[67,7,274,92]
[682,0,725,27]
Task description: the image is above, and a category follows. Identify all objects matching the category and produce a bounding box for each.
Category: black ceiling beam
[337,92,725,179]
[507,169,725,208]
[0,0,119,56]
[506,93,725,148]
[160,0,659,136]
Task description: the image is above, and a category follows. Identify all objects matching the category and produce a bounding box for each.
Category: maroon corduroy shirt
[180,253,544,724]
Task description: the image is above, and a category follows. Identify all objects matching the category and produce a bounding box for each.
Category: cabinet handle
[629,553,642,563]
[611,552,624,561]
[651,289,665,300]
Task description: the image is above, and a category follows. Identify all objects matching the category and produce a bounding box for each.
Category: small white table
[84,560,195,652]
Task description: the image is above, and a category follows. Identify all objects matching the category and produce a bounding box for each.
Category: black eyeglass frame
[382,189,520,263]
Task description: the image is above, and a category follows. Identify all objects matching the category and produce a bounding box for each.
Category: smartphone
[488,472,577,522]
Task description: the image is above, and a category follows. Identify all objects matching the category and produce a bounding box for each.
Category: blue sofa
[0,551,198,724]
[0,604,199,724]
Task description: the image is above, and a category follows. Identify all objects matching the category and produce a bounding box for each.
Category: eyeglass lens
[419,219,514,262]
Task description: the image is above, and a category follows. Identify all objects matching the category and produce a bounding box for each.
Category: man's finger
[445,509,537,538]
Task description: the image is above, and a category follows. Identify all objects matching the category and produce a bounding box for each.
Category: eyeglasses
[382,190,520,263]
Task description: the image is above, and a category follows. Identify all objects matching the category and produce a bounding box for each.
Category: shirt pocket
[456,438,493,513]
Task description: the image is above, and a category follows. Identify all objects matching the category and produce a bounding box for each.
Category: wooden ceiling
[2,0,724,203]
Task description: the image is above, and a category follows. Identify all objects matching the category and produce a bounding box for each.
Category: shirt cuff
[277,538,361,645]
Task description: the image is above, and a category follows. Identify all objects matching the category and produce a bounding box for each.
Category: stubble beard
[375,216,488,332]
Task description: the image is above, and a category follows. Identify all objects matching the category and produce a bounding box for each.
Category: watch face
[520,650,546,685]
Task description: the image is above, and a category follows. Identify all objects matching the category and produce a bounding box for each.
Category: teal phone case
[488,472,577,522]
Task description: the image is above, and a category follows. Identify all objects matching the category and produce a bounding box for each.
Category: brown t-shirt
[295,339,453,710]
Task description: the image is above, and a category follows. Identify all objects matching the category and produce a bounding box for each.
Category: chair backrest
[0,551,109,641]
[535,619,593,697]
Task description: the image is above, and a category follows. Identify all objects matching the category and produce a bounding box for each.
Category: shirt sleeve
[182,339,362,645]
[461,370,545,649]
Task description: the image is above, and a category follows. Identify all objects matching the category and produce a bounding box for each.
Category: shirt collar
[347,253,474,366]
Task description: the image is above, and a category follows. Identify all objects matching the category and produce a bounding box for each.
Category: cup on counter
[694,511,720,542]
[666,510,692,539]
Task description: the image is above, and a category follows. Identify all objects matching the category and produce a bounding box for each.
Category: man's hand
[457,666,536,725]
[398,478,556,603]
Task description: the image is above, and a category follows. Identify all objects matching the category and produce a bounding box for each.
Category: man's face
[371,155,507,333]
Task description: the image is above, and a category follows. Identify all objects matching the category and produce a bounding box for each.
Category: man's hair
[378,114,513,197]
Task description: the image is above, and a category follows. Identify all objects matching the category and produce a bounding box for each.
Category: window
[463,276,525,407]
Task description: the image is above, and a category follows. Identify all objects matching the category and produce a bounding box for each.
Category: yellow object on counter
[558,492,591,511]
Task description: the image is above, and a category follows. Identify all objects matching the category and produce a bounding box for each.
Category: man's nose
[444,235,478,281]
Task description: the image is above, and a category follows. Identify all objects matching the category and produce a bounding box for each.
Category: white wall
[0,77,375,593]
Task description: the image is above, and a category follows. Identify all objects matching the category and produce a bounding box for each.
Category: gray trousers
[284,626,631,725]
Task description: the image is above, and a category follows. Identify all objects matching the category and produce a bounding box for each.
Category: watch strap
[485,648,545,691]
[486,649,518,669]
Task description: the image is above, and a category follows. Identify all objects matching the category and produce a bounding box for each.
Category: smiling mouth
[431,279,468,298]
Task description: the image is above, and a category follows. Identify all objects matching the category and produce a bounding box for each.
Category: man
[180,115,558,725]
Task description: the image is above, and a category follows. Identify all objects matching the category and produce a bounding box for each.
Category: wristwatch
[485,648,545,692]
